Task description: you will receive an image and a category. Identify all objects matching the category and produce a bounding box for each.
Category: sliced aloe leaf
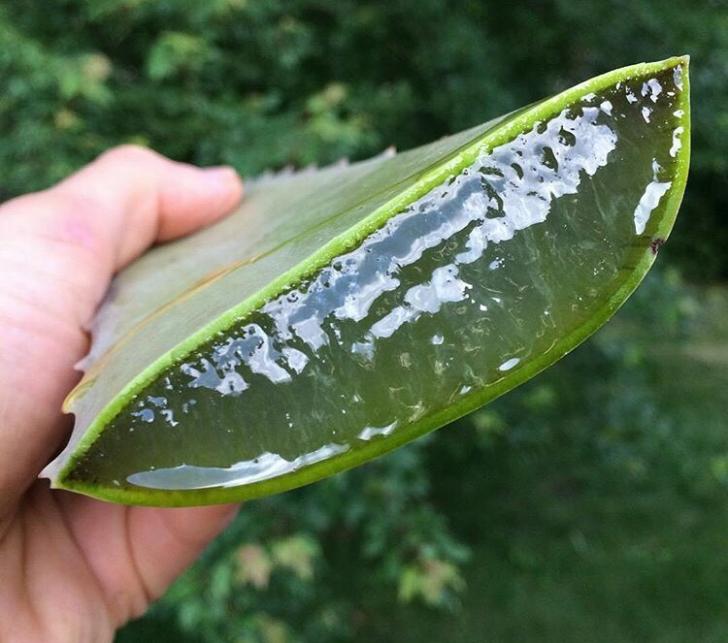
[42,57,690,506]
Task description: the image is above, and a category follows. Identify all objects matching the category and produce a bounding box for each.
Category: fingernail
[202,166,243,193]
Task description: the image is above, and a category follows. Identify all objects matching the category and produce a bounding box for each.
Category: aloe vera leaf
[42,56,690,506]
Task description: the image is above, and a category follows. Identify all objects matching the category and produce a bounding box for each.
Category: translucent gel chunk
[66,67,686,493]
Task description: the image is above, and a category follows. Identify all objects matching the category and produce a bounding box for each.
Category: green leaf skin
[43,57,690,506]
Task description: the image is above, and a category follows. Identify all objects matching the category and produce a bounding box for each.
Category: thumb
[0,146,243,510]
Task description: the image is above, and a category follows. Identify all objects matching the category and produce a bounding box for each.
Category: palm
[0,146,243,642]
[4,485,232,640]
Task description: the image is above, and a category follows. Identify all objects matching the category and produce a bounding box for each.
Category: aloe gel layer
[43,57,690,506]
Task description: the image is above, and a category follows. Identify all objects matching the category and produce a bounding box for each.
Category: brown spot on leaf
[650,238,665,255]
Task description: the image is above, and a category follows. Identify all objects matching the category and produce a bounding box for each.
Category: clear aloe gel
[45,58,689,505]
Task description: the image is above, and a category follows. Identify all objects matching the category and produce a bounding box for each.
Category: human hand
[0,146,244,642]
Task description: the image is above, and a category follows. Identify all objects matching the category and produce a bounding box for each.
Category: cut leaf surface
[43,57,690,506]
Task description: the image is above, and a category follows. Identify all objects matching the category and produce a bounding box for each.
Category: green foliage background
[2,1,727,641]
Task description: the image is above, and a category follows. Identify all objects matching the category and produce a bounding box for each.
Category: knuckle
[101,143,160,166]
[44,189,100,222]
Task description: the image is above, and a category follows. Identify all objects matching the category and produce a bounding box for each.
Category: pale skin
[0,146,244,642]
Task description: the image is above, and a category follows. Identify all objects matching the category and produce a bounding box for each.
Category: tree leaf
[42,56,691,506]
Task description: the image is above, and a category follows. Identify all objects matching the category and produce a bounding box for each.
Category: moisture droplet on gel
[670,126,684,158]
[358,422,398,441]
[128,443,349,490]
[633,160,672,235]
[498,357,521,372]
